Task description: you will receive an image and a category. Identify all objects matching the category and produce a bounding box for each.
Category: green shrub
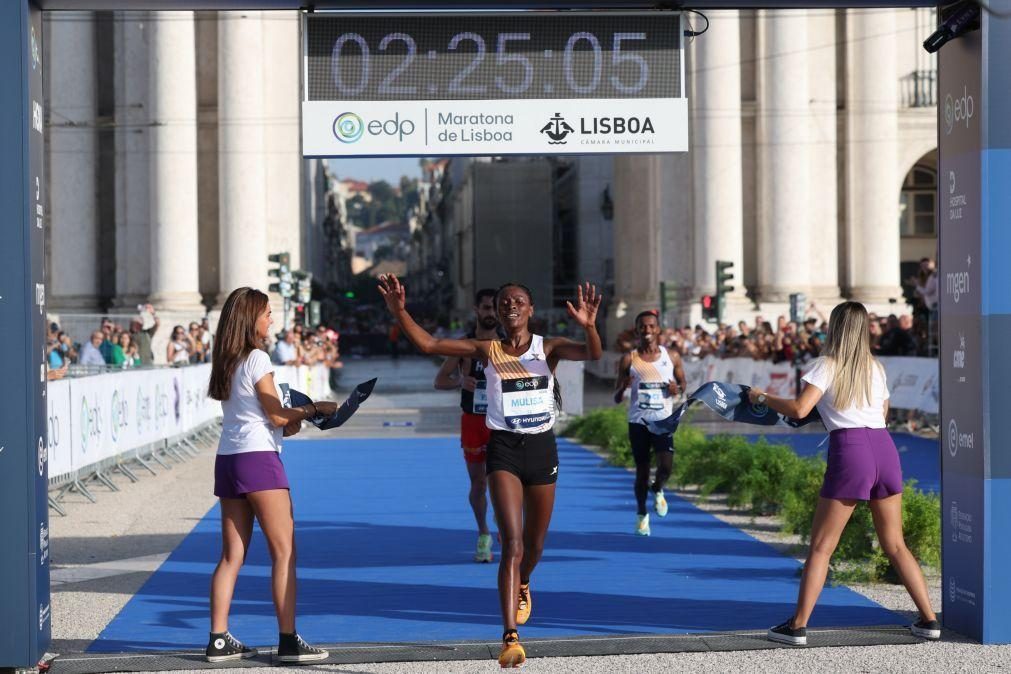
[563,407,941,582]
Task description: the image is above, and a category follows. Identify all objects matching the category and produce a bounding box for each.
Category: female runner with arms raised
[378,274,602,668]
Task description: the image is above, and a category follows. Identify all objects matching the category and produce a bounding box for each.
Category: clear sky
[325,157,424,184]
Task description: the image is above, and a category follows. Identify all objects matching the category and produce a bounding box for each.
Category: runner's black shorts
[486,429,559,487]
[628,422,673,466]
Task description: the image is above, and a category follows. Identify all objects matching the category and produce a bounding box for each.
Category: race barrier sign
[44,363,335,483]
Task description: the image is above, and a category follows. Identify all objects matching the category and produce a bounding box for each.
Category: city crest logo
[540,113,574,145]
[333,112,364,144]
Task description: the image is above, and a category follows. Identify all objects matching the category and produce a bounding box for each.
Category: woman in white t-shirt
[747,302,939,646]
[203,287,339,664]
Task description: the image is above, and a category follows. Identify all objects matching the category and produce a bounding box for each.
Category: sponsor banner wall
[588,352,939,414]
[46,381,72,480]
[47,365,331,482]
[181,364,217,429]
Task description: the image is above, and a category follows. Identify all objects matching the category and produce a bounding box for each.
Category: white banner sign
[592,351,939,415]
[47,364,334,482]
[47,381,72,479]
[302,98,688,157]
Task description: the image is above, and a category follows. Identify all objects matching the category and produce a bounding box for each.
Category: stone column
[691,10,746,310]
[112,12,151,310]
[756,10,811,302]
[806,9,842,306]
[263,11,302,272]
[845,8,903,306]
[607,155,663,340]
[147,11,204,313]
[217,11,267,302]
[48,12,100,311]
[607,154,694,337]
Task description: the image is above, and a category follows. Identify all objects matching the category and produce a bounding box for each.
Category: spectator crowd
[270,323,342,369]
[614,302,932,364]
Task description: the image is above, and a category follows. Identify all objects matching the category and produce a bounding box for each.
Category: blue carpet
[89,437,905,652]
[735,433,939,494]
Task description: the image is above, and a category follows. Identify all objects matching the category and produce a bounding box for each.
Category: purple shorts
[214,451,290,499]
[820,428,903,501]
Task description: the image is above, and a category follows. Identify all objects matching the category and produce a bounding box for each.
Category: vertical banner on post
[978,4,1011,645]
[939,20,984,644]
[0,0,50,666]
[938,6,1011,643]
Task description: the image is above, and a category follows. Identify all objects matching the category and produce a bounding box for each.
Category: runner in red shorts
[434,288,500,562]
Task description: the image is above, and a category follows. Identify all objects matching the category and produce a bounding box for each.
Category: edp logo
[944,86,975,135]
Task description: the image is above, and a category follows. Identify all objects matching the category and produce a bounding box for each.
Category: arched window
[899,166,937,237]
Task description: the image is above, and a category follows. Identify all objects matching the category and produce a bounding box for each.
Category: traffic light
[715,260,735,324]
[789,293,807,324]
[268,252,293,297]
[293,271,313,305]
[701,294,718,323]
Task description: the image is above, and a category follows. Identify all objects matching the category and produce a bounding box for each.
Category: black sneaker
[767,618,807,646]
[205,631,257,662]
[277,632,329,664]
[911,618,941,640]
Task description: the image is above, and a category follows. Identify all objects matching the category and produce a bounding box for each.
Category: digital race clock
[301,12,687,157]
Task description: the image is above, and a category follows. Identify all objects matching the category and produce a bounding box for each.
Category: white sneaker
[636,513,650,536]
[654,490,669,517]
[475,533,493,563]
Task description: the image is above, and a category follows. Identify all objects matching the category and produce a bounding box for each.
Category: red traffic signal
[701,294,718,323]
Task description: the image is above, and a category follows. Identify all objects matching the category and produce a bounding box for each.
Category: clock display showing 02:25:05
[335,31,654,97]
[305,15,682,102]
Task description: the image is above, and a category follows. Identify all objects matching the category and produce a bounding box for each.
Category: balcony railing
[900,70,937,109]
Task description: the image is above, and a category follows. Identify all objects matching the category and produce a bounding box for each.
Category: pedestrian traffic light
[701,294,718,323]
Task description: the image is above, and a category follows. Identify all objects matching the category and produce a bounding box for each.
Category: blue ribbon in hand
[645,381,820,435]
[280,378,378,430]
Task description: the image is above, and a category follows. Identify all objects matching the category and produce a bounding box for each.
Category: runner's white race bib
[473,380,488,415]
[502,376,552,430]
[638,382,667,411]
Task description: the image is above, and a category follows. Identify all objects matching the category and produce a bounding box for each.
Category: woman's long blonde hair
[822,302,880,409]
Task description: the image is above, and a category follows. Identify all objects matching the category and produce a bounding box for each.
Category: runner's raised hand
[377,274,407,314]
[565,282,602,329]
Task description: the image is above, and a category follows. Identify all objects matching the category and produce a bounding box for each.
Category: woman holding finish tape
[747,301,940,646]
[204,287,340,663]
[379,274,602,668]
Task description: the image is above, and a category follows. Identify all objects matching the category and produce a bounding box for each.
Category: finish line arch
[2,0,1009,667]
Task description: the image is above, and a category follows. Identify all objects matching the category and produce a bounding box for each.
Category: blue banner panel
[941,2,1011,644]
[0,0,50,667]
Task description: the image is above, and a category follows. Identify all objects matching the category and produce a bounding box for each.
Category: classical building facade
[610,7,939,333]
[45,10,345,319]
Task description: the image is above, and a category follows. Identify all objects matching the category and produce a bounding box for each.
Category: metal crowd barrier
[47,419,222,516]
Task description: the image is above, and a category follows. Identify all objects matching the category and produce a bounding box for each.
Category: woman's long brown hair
[208,287,269,401]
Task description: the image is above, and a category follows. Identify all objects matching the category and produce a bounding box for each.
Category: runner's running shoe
[654,490,669,517]
[767,618,807,646]
[516,583,532,625]
[911,618,941,640]
[205,631,257,662]
[277,632,329,663]
[498,631,526,668]
[475,533,494,563]
[636,513,651,536]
